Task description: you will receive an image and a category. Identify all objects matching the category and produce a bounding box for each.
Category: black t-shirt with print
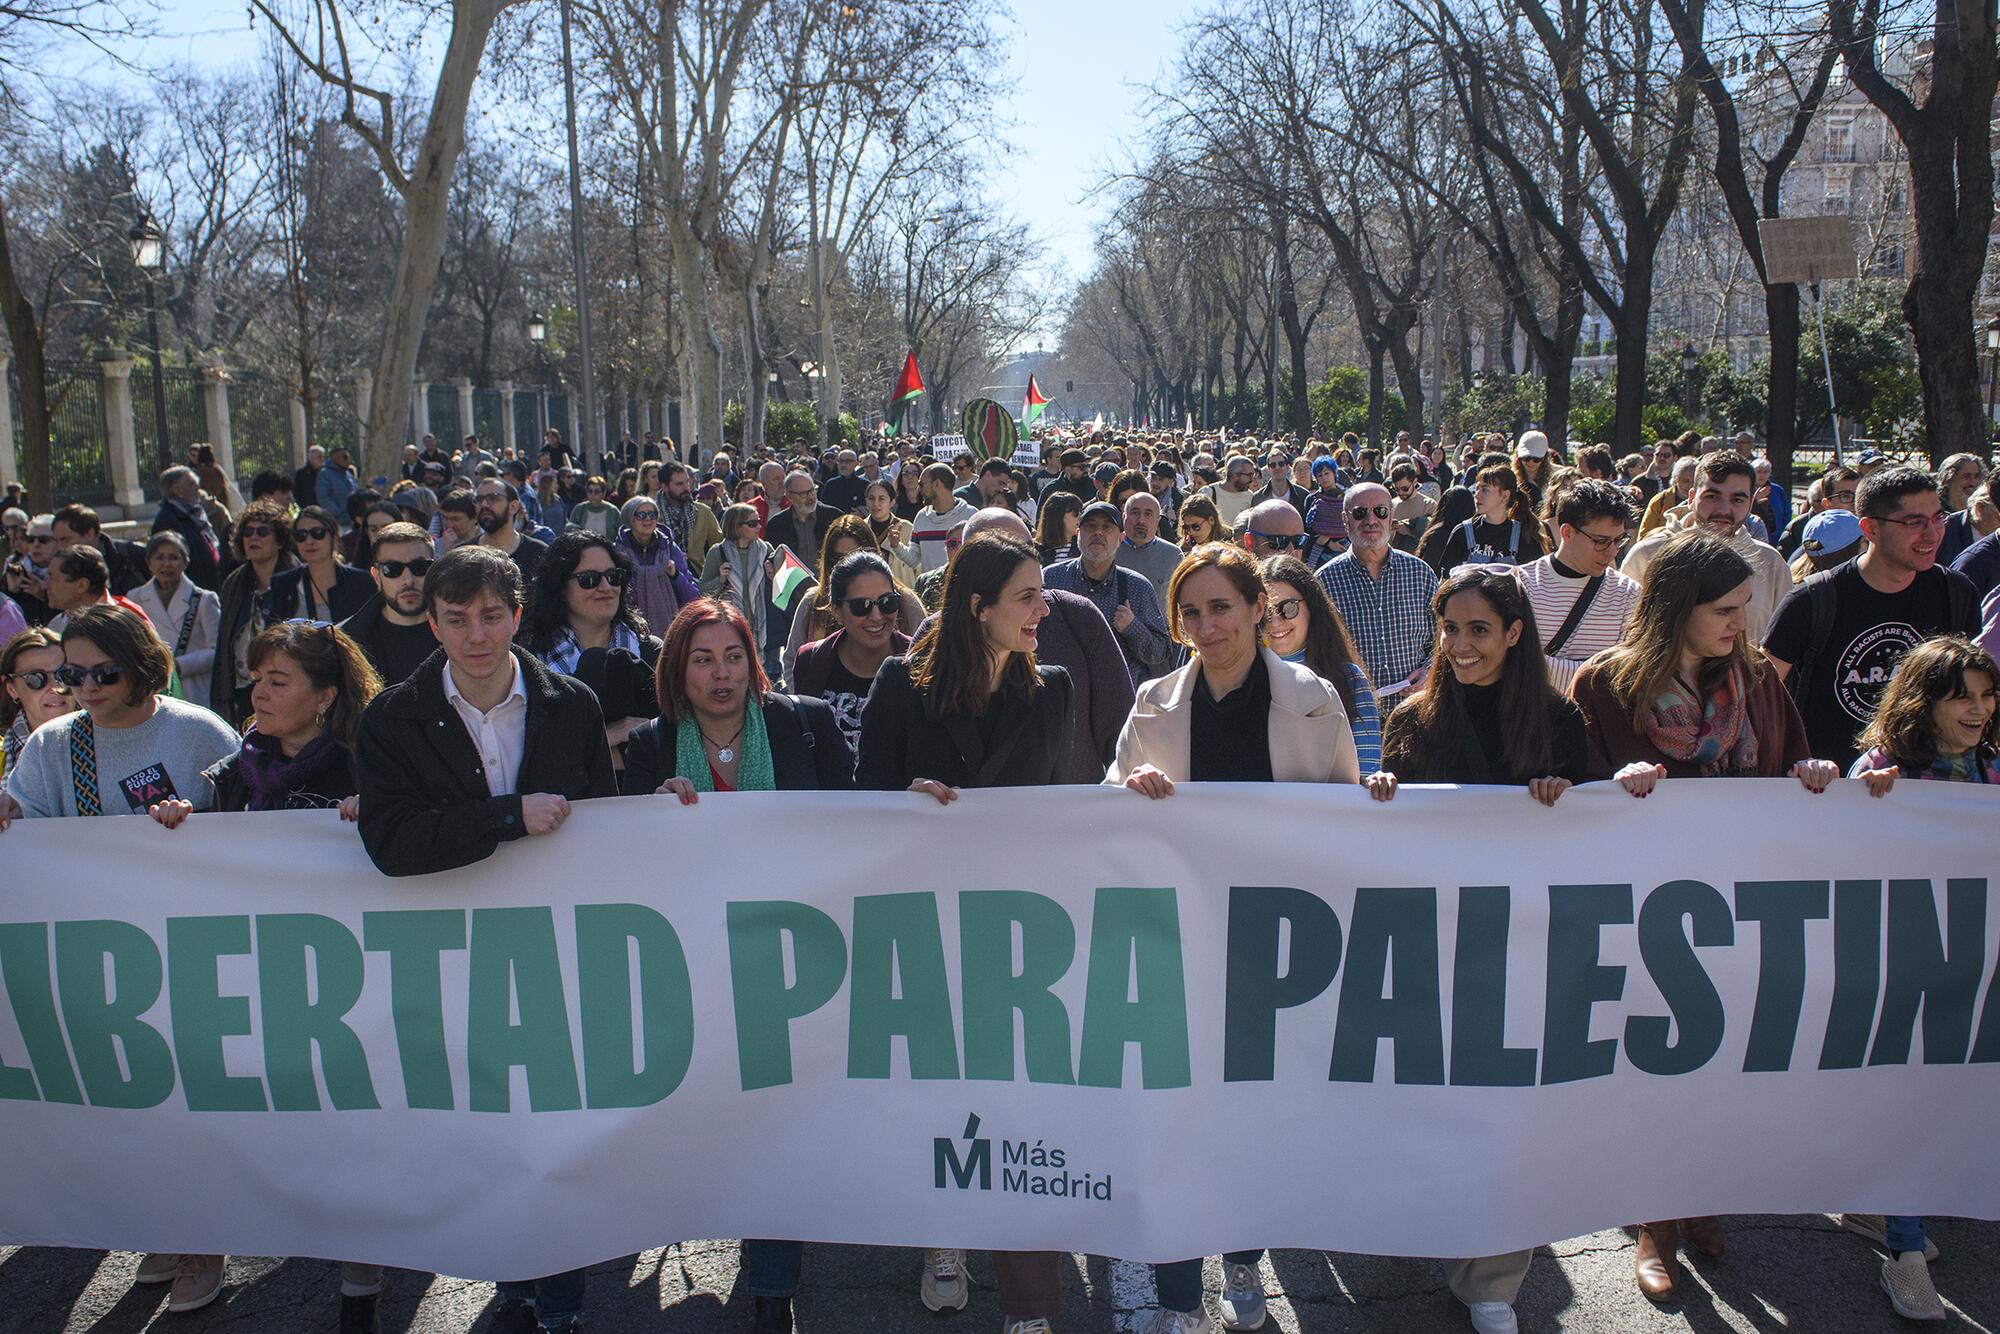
[819,657,874,754]
[1764,560,1979,769]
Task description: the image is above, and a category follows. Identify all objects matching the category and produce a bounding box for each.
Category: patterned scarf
[1644,662,1760,776]
[543,624,644,677]
[659,496,695,552]
[238,729,345,811]
[172,497,221,564]
[1927,749,1986,783]
[673,703,775,792]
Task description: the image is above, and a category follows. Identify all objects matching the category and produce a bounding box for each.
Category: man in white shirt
[911,461,978,572]
[1517,479,1642,691]
[1622,451,1790,642]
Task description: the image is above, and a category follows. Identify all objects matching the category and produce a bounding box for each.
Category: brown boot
[1680,1214,1725,1259]
[1635,1221,1683,1301]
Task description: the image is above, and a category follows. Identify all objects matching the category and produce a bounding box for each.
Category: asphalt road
[4,1216,1997,1333]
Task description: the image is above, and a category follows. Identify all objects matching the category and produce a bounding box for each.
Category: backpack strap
[1784,569,1841,701]
[1543,575,1606,657]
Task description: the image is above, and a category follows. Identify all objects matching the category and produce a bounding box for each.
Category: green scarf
[674,703,776,792]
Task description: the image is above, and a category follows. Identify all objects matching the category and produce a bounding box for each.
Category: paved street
[5,1216,1997,1332]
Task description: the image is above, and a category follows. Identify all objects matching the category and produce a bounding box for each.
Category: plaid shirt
[1043,557,1174,683]
[1316,548,1438,694]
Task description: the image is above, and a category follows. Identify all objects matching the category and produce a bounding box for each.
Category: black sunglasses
[56,663,123,687]
[1250,531,1312,550]
[238,523,276,539]
[1348,505,1393,521]
[840,591,904,618]
[294,525,333,542]
[375,558,435,579]
[572,568,629,590]
[629,509,659,521]
[9,670,65,691]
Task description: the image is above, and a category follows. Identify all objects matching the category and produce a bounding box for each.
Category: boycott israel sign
[1,780,1996,1278]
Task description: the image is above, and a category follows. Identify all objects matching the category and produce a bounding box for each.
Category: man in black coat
[356,543,615,880]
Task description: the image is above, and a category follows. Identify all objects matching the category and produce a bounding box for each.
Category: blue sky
[135,0,1194,283]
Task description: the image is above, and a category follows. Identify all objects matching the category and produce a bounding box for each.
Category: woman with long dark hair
[1568,529,1834,1304]
[1362,568,1589,1334]
[265,504,374,624]
[854,532,1073,1334]
[1258,553,1381,773]
[1415,487,1476,574]
[864,478,920,583]
[524,531,661,767]
[1,627,74,781]
[894,459,927,520]
[781,512,922,686]
[1033,488,1083,564]
[212,499,299,728]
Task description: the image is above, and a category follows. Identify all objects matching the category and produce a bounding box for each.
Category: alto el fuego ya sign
[3,780,1998,1274]
[1,793,1995,1114]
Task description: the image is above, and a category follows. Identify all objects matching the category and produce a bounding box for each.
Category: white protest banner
[1,780,1996,1279]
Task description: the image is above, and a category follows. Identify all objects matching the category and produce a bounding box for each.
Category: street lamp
[527,311,550,438]
[128,214,172,473]
[1680,342,1700,427]
[1984,316,1999,458]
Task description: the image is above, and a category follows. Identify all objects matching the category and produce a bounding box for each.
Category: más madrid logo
[934,1113,1112,1200]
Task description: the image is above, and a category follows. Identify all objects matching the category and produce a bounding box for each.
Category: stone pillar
[0,355,16,491]
[199,363,235,492]
[353,372,373,463]
[497,381,517,457]
[287,392,309,470]
[100,352,145,510]
[455,376,475,443]
[413,380,431,440]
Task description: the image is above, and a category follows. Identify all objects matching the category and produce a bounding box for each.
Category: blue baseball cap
[1802,509,1864,565]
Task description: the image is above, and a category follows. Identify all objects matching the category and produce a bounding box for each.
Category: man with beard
[472,480,549,583]
[340,522,439,684]
[1621,451,1789,643]
[656,461,721,568]
[1044,500,1173,683]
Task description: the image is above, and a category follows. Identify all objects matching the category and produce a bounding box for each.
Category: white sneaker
[1144,1308,1215,1334]
[1881,1251,1946,1322]
[134,1253,180,1285]
[922,1248,969,1312]
[1841,1213,1940,1262]
[1217,1262,1267,1331]
[1002,1321,1051,1334]
[1465,1300,1518,1334]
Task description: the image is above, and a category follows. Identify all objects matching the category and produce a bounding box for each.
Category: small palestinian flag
[887,350,925,438]
[770,546,814,613]
[1022,375,1048,431]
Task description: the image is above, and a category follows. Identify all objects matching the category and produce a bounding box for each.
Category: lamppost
[128,214,172,472]
[1984,315,1999,460]
[527,310,550,441]
[1680,342,1700,429]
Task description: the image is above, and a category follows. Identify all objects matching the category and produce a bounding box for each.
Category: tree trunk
[359,0,503,479]
[1902,134,1989,462]
[672,234,725,459]
[742,282,768,450]
[1542,353,1574,456]
[1388,336,1426,445]
[1609,251,1659,455]
[1366,342,1386,446]
[0,194,51,506]
[1764,284,1801,487]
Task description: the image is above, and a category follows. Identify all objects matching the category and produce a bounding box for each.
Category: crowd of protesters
[1,418,1996,1334]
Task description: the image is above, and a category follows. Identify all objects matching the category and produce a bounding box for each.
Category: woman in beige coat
[1100,541,1357,1333]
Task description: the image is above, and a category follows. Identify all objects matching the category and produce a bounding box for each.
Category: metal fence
[426,384,457,440]
[40,366,112,504]
[513,393,544,452]
[231,375,294,484]
[310,391,359,460]
[473,387,505,448]
[132,368,209,477]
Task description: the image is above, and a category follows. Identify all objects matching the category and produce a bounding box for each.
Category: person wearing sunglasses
[780,513,923,688]
[264,504,374,626]
[1,605,239,839]
[212,500,299,729]
[1,626,74,783]
[1237,497,1311,561]
[701,502,782,676]
[129,531,222,708]
[1105,544,1356,1334]
[614,493,700,641]
[790,551,912,751]
[1516,479,1642,692]
[523,532,661,772]
[1765,465,1982,772]
[1258,553,1382,774]
[339,522,439,685]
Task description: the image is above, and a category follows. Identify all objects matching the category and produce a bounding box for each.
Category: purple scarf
[238,729,343,811]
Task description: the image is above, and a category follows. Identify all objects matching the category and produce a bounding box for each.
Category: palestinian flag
[1022,375,1048,431]
[887,350,925,437]
[770,547,815,613]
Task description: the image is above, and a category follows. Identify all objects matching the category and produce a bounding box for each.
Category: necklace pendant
[717,746,734,764]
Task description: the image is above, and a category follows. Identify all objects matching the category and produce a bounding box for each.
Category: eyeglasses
[294,525,332,542]
[475,493,509,505]
[1348,505,1393,521]
[375,558,435,579]
[840,591,904,618]
[238,524,275,539]
[1873,511,1949,533]
[1572,529,1623,553]
[1249,531,1312,550]
[572,567,630,590]
[56,663,123,687]
[25,534,53,544]
[1263,597,1304,623]
[630,509,659,521]
[741,519,764,531]
[8,670,65,691]
[1829,490,1858,504]
[787,488,817,499]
